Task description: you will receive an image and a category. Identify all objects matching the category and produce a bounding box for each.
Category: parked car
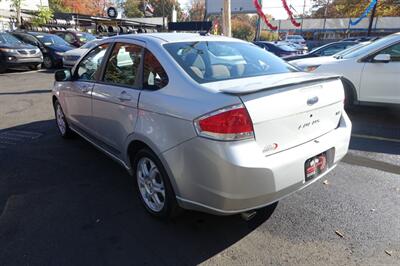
[52,33,351,218]
[291,32,400,107]
[253,41,298,58]
[11,31,74,69]
[285,41,358,61]
[282,35,308,52]
[341,36,379,42]
[52,30,96,47]
[63,39,101,68]
[0,32,42,73]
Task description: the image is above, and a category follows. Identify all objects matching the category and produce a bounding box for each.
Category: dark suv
[0,32,43,73]
[52,31,96,47]
[11,31,74,69]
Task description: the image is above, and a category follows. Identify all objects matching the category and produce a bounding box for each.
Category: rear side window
[143,49,169,90]
[103,43,143,87]
[76,44,109,81]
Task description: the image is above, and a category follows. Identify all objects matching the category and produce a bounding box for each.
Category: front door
[65,43,109,132]
[91,42,143,155]
[360,42,400,104]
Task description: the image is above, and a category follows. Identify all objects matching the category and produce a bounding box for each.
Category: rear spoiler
[220,75,342,95]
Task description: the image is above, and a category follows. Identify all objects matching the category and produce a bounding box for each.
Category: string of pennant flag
[253,0,379,30]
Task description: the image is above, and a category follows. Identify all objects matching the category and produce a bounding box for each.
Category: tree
[231,15,255,41]
[31,6,54,26]
[61,0,109,16]
[147,0,183,21]
[311,0,400,18]
[188,0,205,21]
[124,0,144,18]
[48,0,72,13]
[11,0,23,26]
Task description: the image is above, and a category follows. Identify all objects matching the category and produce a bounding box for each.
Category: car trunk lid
[204,73,344,156]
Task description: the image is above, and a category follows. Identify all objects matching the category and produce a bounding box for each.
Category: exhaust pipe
[241,211,257,221]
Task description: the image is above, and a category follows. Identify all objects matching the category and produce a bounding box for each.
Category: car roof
[28,32,53,36]
[107,33,247,44]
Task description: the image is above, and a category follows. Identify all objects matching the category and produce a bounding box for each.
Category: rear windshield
[164,41,297,83]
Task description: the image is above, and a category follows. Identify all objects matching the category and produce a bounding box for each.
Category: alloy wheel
[56,104,66,135]
[136,157,166,212]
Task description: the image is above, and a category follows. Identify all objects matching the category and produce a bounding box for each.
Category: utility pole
[367,0,378,36]
[162,0,166,31]
[323,0,330,40]
[222,0,231,37]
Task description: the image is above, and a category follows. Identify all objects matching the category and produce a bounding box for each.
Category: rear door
[359,42,400,104]
[91,41,143,155]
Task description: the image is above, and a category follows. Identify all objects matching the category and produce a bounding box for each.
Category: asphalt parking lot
[0,69,399,265]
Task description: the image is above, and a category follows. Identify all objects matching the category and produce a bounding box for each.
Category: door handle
[118,91,132,102]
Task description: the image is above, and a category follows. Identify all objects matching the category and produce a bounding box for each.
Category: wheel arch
[340,76,358,104]
[125,135,181,197]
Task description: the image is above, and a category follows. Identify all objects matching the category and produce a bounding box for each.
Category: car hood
[63,48,88,56]
[0,43,37,49]
[47,44,74,52]
[290,56,338,67]
[201,72,340,95]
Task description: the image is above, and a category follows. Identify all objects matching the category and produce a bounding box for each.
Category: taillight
[194,104,254,141]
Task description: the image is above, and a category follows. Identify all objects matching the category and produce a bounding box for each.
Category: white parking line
[352,134,400,143]
[1,69,47,75]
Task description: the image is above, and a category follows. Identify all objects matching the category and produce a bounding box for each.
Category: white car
[62,39,101,68]
[283,35,308,52]
[291,33,400,106]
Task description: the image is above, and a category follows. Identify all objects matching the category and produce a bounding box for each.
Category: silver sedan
[52,33,351,218]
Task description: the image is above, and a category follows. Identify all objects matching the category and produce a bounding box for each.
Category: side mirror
[373,54,391,63]
[55,69,72,82]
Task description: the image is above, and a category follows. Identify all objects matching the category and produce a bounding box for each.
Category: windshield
[164,41,297,84]
[76,32,96,43]
[342,34,399,59]
[277,44,296,51]
[36,34,70,46]
[81,40,99,49]
[333,42,371,58]
[0,33,22,45]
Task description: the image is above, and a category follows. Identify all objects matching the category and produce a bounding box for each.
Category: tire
[43,55,53,69]
[29,64,42,70]
[0,65,6,74]
[54,100,73,138]
[133,148,181,219]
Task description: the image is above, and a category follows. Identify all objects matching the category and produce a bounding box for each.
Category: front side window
[379,43,400,62]
[143,49,169,90]
[103,43,142,87]
[76,44,109,81]
[164,41,296,83]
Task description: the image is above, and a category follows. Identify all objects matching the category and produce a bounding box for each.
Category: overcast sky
[177,0,313,20]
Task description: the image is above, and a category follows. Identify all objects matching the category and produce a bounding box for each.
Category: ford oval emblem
[307,96,319,106]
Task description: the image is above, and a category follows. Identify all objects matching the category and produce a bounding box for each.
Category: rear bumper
[162,112,352,215]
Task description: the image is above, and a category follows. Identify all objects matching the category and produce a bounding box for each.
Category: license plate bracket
[304,152,328,181]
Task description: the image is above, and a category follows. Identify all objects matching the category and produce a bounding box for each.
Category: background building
[0,0,49,30]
